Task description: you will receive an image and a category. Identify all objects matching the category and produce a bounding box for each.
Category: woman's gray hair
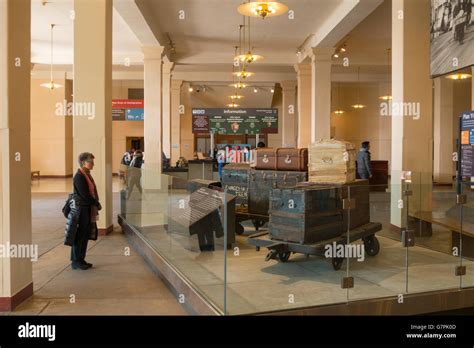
[78,152,95,167]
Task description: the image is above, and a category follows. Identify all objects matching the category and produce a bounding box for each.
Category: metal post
[223,188,228,315]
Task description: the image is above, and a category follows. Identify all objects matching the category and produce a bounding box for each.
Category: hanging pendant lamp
[238,1,288,19]
[379,48,392,101]
[40,24,63,90]
[333,82,345,114]
[351,67,365,109]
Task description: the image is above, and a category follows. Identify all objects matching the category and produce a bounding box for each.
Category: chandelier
[40,24,63,90]
[235,14,264,64]
[238,1,288,19]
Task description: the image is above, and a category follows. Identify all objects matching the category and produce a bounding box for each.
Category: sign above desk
[192,108,278,135]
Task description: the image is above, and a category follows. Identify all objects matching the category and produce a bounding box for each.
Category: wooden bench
[31,171,40,180]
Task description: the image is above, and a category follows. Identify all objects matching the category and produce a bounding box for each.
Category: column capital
[294,63,312,76]
[163,61,174,74]
[280,80,297,91]
[142,46,165,60]
[171,79,183,90]
[309,47,335,63]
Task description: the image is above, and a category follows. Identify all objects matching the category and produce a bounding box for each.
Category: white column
[0,0,33,311]
[310,47,334,142]
[142,46,164,186]
[73,0,113,233]
[294,63,312,148]
[170,79,183,164]
[391,0,433,227]
[433,77,454,183]
[162,62,174,160]
[280,80,298,148]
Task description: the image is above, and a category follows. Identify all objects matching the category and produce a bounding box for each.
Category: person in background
[71,152,101,270]
[121,148,135,166]
[128,150,144,199]
[356,141,372,180]
[217,146,226,180]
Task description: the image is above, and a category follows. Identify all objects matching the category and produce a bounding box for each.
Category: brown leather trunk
[276,148,308,171]
[255,148,277,170]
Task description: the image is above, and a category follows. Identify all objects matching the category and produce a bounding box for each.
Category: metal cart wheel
[236,223,245,236]
[252,219,265,231]
[332,257,344,270]
[363,235,380,256]
[278,252,291,263]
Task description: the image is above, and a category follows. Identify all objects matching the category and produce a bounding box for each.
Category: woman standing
[71,152,101,270]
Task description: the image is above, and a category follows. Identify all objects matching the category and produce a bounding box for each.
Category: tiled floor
[6,177,186,316]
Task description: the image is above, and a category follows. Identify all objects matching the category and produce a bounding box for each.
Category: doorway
[126,137,144,151]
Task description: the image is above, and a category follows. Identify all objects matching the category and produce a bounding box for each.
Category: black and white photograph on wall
[430,0,474,77]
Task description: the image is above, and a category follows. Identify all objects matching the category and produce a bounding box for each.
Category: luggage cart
[247,222,382,270]
[235,205,268,235]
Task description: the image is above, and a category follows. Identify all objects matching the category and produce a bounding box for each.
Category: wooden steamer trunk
[269,186,344,244]
[221,163,250,207]
[255,148,277,170]
[276,148,308,171]
[309,139,356,184]
[269,179,370,245]
[248,169,307,216]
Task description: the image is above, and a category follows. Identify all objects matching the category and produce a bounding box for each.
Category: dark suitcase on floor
[276,148,308,171]
[269,186,344,244]
[256,148,277,170]
[248,169,307,216]
[221,163,250,207]
[297,179,370,230]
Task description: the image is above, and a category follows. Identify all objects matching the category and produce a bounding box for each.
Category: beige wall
[331,82,392,163]
[30,78,73,176]
[30,78,145,175]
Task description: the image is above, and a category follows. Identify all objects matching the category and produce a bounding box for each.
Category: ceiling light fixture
[230,95,244,100]
[333,82,345,114]
[271,88,275,93]
[188,87,193,92]
[238,1,289,19]
[40,24,63,90]
[228,102,239,108]
[254,88,258,93]
[234,69,254,79]
[446,73,472,80]
[231,82,248,89]
[379,48,392,101]
[351,67,366,110]
[235,14,264,64]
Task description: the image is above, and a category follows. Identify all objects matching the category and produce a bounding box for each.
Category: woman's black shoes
[71,260,92,270]
[71,262,89,270]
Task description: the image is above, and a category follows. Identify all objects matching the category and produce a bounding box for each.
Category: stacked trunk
[309,139,356,184]
[269,179,370,245]
[248,169,307,216]
[221,163,251,207]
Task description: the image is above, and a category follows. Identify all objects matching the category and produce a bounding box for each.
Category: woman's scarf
[79,167,99,223]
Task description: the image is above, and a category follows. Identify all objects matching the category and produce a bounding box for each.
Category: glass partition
[121,167,227,314]
[119,166,474,315]
[346,181,408,303]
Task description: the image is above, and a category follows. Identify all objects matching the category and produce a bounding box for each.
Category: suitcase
[255,148,277,170]
[221,163,250,207]
[269,186,344,244]
[296,179,370,230]
[276,148,308,171]
[248,169,307,216]
[309,139,356,183]
[187,179,221,194]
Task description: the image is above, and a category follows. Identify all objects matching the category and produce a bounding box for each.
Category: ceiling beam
[298,0,384,62]
[114,0,171,61]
